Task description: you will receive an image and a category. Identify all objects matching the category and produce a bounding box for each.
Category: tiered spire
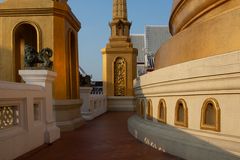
[102,0,137,97]
[113,0,128,20]
[109,0,131,38]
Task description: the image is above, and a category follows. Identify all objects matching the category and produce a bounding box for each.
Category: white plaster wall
[0,81,46,160]
[131,51,240,159]
[147,95,240,136]
[80,87,92,113]
[107,96,135,111]
[0,70,60,160]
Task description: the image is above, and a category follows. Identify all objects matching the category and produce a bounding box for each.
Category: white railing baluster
[80,87,107,120]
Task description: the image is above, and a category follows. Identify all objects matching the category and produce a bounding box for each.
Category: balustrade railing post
[19,70,60,143]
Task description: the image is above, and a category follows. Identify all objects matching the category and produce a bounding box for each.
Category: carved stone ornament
[0,106,19,130]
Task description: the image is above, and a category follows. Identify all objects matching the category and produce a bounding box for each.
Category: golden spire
[113,0,128,20]
[109,0,131,38]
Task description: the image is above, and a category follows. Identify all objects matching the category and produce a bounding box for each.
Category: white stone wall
[80,87,107,120]
[107,96,135,111]
[0,70,60,160]
[130,51,240,160]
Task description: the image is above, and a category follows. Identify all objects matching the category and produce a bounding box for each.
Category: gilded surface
[102,0,137,96]
[114,57,126,96]
[113,0,127,20]
[0,106,19,129]
[0,0,80,99]
[155,0,240,69]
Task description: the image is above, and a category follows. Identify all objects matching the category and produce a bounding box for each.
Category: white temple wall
[129,51,240,160]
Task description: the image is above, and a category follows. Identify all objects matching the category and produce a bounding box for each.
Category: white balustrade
[80,87,107,120]
[0,70,60,160]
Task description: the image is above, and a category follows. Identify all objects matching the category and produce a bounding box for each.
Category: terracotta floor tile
[16,112,183,160]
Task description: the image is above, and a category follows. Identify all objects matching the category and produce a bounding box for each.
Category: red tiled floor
[17,112,183,160]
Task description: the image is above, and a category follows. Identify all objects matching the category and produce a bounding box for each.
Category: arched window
[140,99,145,118]
[147,99,153,120]
[175,99,188,127]
[13,22,40,82]
[158,99,167,124]
[201,98,220,132]
[114,57,126,96]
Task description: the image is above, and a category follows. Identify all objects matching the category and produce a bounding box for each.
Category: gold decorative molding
[0,105,19,129]
[114,57,127,96]
[200,98,221,132]
[0,8,81,31]
[174,98,188,128]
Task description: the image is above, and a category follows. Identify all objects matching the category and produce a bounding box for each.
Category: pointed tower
[102,0,137,110]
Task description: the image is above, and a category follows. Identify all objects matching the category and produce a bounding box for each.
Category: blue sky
[68,0,173,81]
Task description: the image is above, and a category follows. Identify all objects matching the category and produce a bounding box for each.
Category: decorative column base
[53,99,85,132]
